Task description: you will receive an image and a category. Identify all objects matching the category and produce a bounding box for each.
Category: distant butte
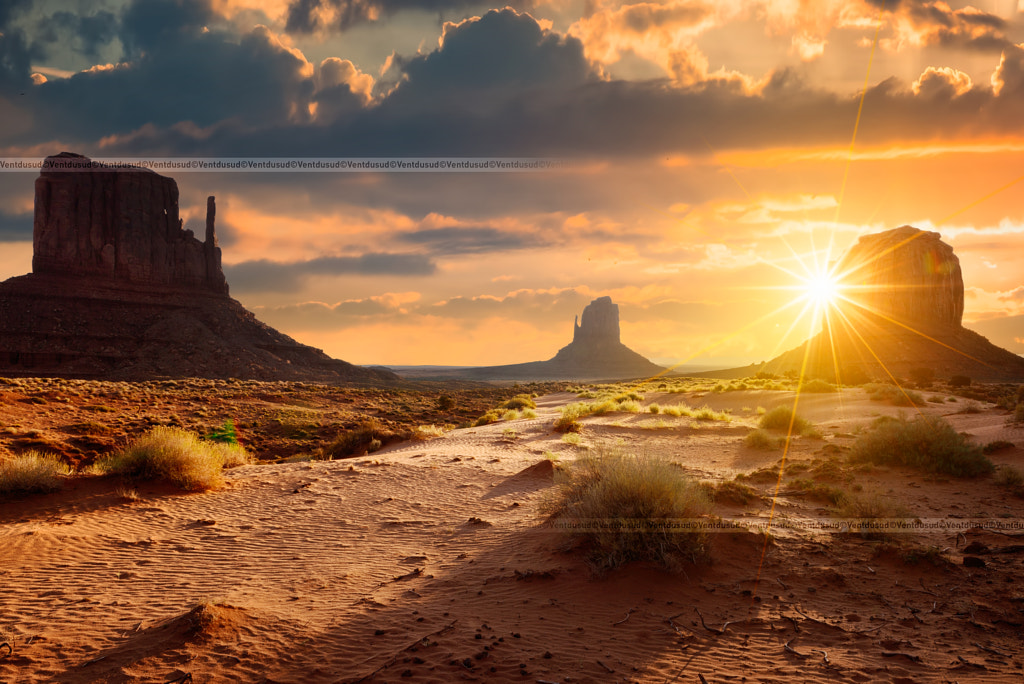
[752,226,1024,382]
[417,296,665,382]
[0,152,401,384]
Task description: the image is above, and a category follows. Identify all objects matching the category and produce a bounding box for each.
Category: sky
[1,0,1023,368]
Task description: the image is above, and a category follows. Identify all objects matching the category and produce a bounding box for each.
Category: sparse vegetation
[799,379,837,393]
[835,494,912,540]
[707,480,760,506]
[744,429,782,450]
[982,440,1015,454]
[205,419,239,445]
[995,465,1024,496]
[96,427,252,491]
[543,449,713,571]
[759,406,813,434]
[0,451,70,494]
[849,415,993,477]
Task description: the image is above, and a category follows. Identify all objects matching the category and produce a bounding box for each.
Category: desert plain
[2,375,1024,684]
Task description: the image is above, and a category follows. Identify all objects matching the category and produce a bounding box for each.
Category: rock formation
[573,296,620,343]
[834,226,963,331]
[759,226,1024,382]
[33,153,228,293]
[420,296,665,382]
[0,153,401,384]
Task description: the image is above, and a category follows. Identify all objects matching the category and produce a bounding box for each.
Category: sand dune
[3,387,1024,682]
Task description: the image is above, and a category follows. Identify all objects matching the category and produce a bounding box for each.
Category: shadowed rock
[0,153,402,384]
[407,296,664,382]
[728,226,1024,382]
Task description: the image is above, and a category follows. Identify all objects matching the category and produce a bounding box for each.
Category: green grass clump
[849,415,993,477]
[205,419,239,444]
[0,451,70,494]
[759,406,812,434]
[97,427,252,491]
[543,449,712,571]
[865,383,923,406]
[474,409,502,426]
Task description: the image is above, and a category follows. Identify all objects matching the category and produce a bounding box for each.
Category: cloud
[225,252,436,292]
[31,10,119,60]
[0,209,32,242]
[395,226,547,255]
[912,66,972,98]
[283,0,532,33]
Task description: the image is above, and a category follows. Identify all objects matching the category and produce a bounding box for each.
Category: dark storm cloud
[0,209,32,242]
[284,0,531,33]
[395,227,547,255]
[10,7,1024,159]
[33,10,118,59]
[226,253,436,292]
[119,0,217,57]
[27,22,315,142]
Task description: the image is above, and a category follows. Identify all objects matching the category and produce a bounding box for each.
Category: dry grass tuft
[97,427,252,491]
[543,448,713,571]
[0,451,70,494]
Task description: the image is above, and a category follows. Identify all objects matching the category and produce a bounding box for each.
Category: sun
[803,271,840,308]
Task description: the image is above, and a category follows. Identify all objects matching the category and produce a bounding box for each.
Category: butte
[0,152,400,384]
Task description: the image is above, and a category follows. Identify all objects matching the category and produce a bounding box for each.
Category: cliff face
[761,226,1024,382]
[32,152,227,293]
[836,226,963,331]
[0,152,401,384]
[573,296,620,343]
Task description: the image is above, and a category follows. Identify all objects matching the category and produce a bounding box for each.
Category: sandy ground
[2,387,1024,683]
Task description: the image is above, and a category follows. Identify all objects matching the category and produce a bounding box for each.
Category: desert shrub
[982,440,1015,454]
[554,403,590,433]
[995,466,1024,496]
[1009,403,1024,426]
[648,403,661,414]
[474,410,502,427]
[849,415,993,477]
[589,400,618,416]
[958,400,983,414]
[437,395,456,411]
[616,400,642,413]
[800,379,837,393]
[413,424,446,440]
[692,405,730,422]
[0,451,70,494]
[744,429,781,450]
[865,383,922,406]
[97,427,251,490]
[543,449,712,570]
[948,375,971,388]
[500,394,537,411]
[759,406,812,434]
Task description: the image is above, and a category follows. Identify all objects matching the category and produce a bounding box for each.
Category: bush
[995,466,1024,496]
[1010,403,1024,426]
[849,415,993,477]
[982,440,1015,454]
[554,403,590,433]
[759,406,812,434]
[0,451,70,494]
[908,367,934,387]
[800,379,837,393]
[97,427,252,490]
[543,449,712,570]
[948,375,971,388]
[500,394,537,411]
[744,429,781,450]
